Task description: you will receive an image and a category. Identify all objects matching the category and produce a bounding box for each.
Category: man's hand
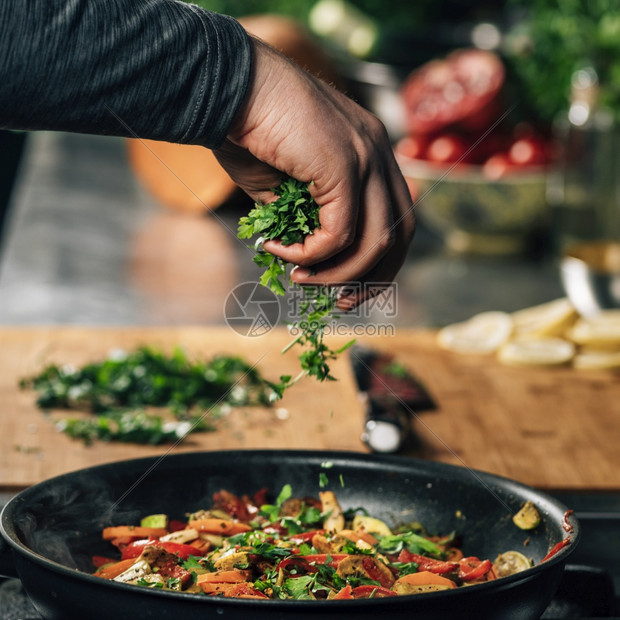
[214,38,415,307]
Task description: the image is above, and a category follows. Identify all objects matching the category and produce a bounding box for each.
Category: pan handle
[0,534,18,578]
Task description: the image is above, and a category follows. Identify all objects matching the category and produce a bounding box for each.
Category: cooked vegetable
[93,486,549,600]
[513,500,542,530]
[494,551,533,577]
[238,178,355,389]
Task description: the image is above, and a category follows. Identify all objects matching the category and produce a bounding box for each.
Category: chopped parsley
[20,346,282,445]
[238,178,355,390]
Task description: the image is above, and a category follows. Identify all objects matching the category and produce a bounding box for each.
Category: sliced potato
[113,559,151,583]
[498,338,575,367]
[392,582,453,595]
[437,311,513,354]
[352,514,392,538]
[567,311,620,347]
[511,298,578,339]
[159,528,199,544]
[573,349,620,370]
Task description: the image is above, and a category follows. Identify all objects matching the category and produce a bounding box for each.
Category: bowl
[560,241,620,317]
[397,156,548,254]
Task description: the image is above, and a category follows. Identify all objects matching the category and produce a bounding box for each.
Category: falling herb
[238,178,355,390]
[20,346,282,445]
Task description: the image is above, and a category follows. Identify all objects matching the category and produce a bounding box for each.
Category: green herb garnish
[377,531,443,557]
[20,346,282,445]
[238,178,355,389]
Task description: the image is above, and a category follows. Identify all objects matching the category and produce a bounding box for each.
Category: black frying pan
[0,450,579,619]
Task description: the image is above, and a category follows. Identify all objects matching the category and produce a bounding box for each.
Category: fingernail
[291,266,311,279]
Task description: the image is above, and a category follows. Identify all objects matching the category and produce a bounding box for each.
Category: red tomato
[158,559,193,588]
[482,152,514,180]
[287,529,326,543]
[401,49,505,135]
[168,519,187,532]
[394,135,429,160]
[351,585,398,599]
[397,550,458,574]
[121,539,203,561]
[425,134,469,164]
[283,553,348,568]
[458,557,493,581]
[508,137,548,166]
[333,584,353,599]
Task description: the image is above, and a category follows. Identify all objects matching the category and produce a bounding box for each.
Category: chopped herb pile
[20,346,282,445]
[238,178,354,387]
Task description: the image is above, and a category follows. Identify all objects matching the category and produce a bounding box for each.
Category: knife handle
[361,395,409,453]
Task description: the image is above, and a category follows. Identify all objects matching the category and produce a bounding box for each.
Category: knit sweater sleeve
[0,0,252,148]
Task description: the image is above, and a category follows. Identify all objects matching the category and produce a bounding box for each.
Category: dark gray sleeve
[0,0,252,148]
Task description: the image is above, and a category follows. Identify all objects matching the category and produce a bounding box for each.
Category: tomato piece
[458,557,493,581]
[482,152,514,180]
[121,538,157,560]
[299,553,349,567]
[394,135,429,160]
[542,537,571,562]
[425,134,469,164]
[351,585,398,599]
[397,550,458,574]
[212,489,251,521]
[168,519,187,532]
[252,487,269,508]
[287,529,326,543]
[333,584,354,599]
[276,556,317,575]
[158,560,193,588]
[401,49,505,135]
[508,137,548,166]
[121,539,203,561]
[223,582,269,599]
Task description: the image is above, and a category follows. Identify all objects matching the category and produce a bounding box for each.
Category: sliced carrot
[333,584,353,599]
[394,571,457,589]
[198,581,268,598]
[219,582,269,599]
[196,569,251,584]
[188,539,212,553]
[199,582,234,595]
[92,555,118,568]
[102,525,168,540]
[187,518,252,536]
[94,558,137,580]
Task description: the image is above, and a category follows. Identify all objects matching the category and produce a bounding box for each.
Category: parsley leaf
[237,177,356,392]
[377,531,443,556]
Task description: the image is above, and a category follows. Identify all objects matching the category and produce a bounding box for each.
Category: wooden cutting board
[0,326,364,490]
[1,326,619,492]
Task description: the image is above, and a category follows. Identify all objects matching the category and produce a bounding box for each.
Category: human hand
[214,38,416,307]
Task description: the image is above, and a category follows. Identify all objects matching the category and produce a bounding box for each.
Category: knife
[350,344,435,454]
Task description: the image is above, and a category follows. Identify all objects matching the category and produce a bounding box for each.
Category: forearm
[0,0,252,147]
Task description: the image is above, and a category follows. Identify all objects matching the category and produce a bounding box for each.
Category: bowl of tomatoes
[395,48,551,255]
